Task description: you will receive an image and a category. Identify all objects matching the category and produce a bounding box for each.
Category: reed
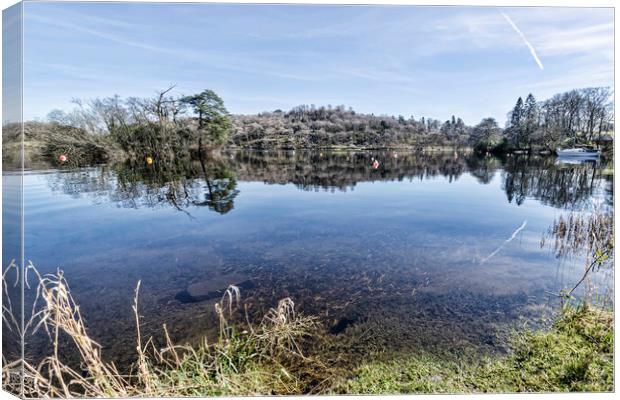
[2,264,319,397]
[541,208,614,301]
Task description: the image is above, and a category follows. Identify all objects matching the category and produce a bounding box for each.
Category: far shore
[5,120,608,171]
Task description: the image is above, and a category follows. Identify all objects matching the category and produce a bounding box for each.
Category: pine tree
[180,89,231,147]
[523,94,539,148]
[509,97,524,148]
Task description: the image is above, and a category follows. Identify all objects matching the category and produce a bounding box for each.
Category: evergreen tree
[509,97,524,148]
[181,90,231,147]
[523,93,539,148]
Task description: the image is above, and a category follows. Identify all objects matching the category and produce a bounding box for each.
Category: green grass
[137,332,308,396]
[334,304,613,394]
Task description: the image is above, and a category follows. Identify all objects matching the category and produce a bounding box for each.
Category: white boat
[556,147,601,158]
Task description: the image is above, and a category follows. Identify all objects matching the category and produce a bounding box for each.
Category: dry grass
[2,263,320,398]
[544,210,614,260]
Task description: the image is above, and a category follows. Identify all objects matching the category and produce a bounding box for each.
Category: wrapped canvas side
[2,2,24,398]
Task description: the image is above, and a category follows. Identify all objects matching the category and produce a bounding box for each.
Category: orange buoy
[58,154,67,162]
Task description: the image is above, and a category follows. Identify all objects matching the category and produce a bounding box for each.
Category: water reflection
[47,154,240,215]
[503,155,608,208]
[44,150,611,211]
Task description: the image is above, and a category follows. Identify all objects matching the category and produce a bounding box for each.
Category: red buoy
[58,154,67,162]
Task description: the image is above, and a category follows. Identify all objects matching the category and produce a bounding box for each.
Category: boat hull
[556,148,601,157]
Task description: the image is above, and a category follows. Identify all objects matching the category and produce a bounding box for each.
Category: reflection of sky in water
[24,169,593,285]
[2,172,23,362]
[14,153,613,364]
[2,172,22,265]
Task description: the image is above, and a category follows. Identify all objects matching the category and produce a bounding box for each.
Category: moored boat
[556,146,601,158]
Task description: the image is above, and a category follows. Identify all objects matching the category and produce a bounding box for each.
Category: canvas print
[1,1,615,397]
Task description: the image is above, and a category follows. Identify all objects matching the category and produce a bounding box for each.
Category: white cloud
[533,22,613,58]
[427,8,612,60]
[27,13,176,54]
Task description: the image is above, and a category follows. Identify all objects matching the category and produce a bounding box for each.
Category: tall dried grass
[2,263,320,398]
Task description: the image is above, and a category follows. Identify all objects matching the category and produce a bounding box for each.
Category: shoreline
[4,121,613,170]
[3,264,613,396]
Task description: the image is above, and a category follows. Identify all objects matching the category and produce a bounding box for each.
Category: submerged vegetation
[3,196,616,397]
[2,149,614,397]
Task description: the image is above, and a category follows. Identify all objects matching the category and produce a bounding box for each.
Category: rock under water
[175,278,256,303]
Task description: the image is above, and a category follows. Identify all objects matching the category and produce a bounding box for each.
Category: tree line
[502,87,613,151]
[46,86,613,155]
[230,87,613,152]
[47,86,233,159]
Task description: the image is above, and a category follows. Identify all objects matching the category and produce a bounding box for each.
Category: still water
[8,150,614,366]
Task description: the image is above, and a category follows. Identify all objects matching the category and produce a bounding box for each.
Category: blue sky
[21,2,613,125]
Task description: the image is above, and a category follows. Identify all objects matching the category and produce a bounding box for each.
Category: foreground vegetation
[3,264,330,397]
[336,304,613,394]
[339,205,614,395]
[2,264,613,397]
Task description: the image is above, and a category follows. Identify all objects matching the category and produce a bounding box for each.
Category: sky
[18,2,614,125]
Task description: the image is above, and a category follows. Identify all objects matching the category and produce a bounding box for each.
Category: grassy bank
[2,264,613,397]
[336,304,613,394]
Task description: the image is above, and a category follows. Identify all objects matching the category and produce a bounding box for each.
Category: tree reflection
[228,150,472,190]
[465,155,502,184]
[46,153,239,216]
[44,151,611,212]
[196,155,239,214]
[115,154,239,216]
[502,155,607,208]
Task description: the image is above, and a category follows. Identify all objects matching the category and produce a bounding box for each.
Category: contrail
[500,11,544,70]
[480,220,528,264]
